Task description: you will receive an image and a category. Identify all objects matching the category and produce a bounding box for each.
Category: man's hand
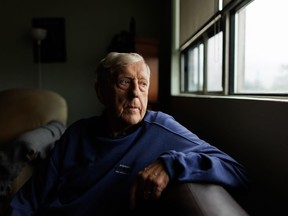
[130,160,170,209]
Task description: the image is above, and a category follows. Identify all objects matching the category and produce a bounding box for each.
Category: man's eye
[120,80,130,84]
[119,79,130,86]
[139,81,148,88]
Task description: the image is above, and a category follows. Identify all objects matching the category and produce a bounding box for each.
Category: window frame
[180,17,225,95]
[176,0,288,99]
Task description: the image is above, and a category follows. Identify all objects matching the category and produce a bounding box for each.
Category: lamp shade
[32,28,47,41]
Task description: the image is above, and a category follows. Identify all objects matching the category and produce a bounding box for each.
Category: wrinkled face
[100,61,150,128]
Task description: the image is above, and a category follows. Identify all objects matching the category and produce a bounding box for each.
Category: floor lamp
[32,28,47,88]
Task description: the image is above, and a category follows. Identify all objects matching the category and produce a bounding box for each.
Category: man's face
[103,61,150,126]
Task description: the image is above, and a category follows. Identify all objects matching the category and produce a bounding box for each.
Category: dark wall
[0,0,170,125]
[169,96,288,215]
[158,0,172,112]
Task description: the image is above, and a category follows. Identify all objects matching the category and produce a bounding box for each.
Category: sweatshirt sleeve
[159,145,248,189]
[147,111,249,189]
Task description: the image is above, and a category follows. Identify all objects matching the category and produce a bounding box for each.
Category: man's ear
[94,81,104,104]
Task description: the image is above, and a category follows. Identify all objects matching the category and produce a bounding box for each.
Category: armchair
[0,88,68,214]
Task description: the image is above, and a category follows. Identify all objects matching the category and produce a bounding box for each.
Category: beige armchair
[0,88,68,214]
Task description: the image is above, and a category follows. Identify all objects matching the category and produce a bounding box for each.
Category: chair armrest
[160,183,248,216]
[133,183,248,216]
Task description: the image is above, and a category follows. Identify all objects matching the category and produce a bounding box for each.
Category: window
[207,31,223,92]
[176,0,288,97]
[180,21,223,94]
[234,0,288,94]
[181,43,204,92]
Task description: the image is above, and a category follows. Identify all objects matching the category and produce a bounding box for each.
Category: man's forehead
[117,61,149,75]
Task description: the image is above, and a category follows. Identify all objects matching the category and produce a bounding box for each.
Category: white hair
[95,52,150,82]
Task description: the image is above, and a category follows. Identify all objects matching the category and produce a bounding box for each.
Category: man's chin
[122,114,143,125]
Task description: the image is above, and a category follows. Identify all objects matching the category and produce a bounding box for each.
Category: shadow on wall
[169,96,288,215]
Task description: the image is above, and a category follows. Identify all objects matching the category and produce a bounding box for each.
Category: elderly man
[10,52,248,215]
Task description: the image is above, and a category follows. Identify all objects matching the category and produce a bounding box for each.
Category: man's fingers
[130,161,170,209]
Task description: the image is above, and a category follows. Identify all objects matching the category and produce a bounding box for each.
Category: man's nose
[130,82,139,97]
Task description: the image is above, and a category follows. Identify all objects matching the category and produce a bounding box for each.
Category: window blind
[223,0,232,7]
[180,0,217,46]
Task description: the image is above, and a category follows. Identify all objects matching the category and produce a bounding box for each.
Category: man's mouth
[127,106,140,111]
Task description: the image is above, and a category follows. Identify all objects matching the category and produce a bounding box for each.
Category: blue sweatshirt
[10,110,248,215]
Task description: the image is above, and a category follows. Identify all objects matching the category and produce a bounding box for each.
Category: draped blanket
[0,121,65,196]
